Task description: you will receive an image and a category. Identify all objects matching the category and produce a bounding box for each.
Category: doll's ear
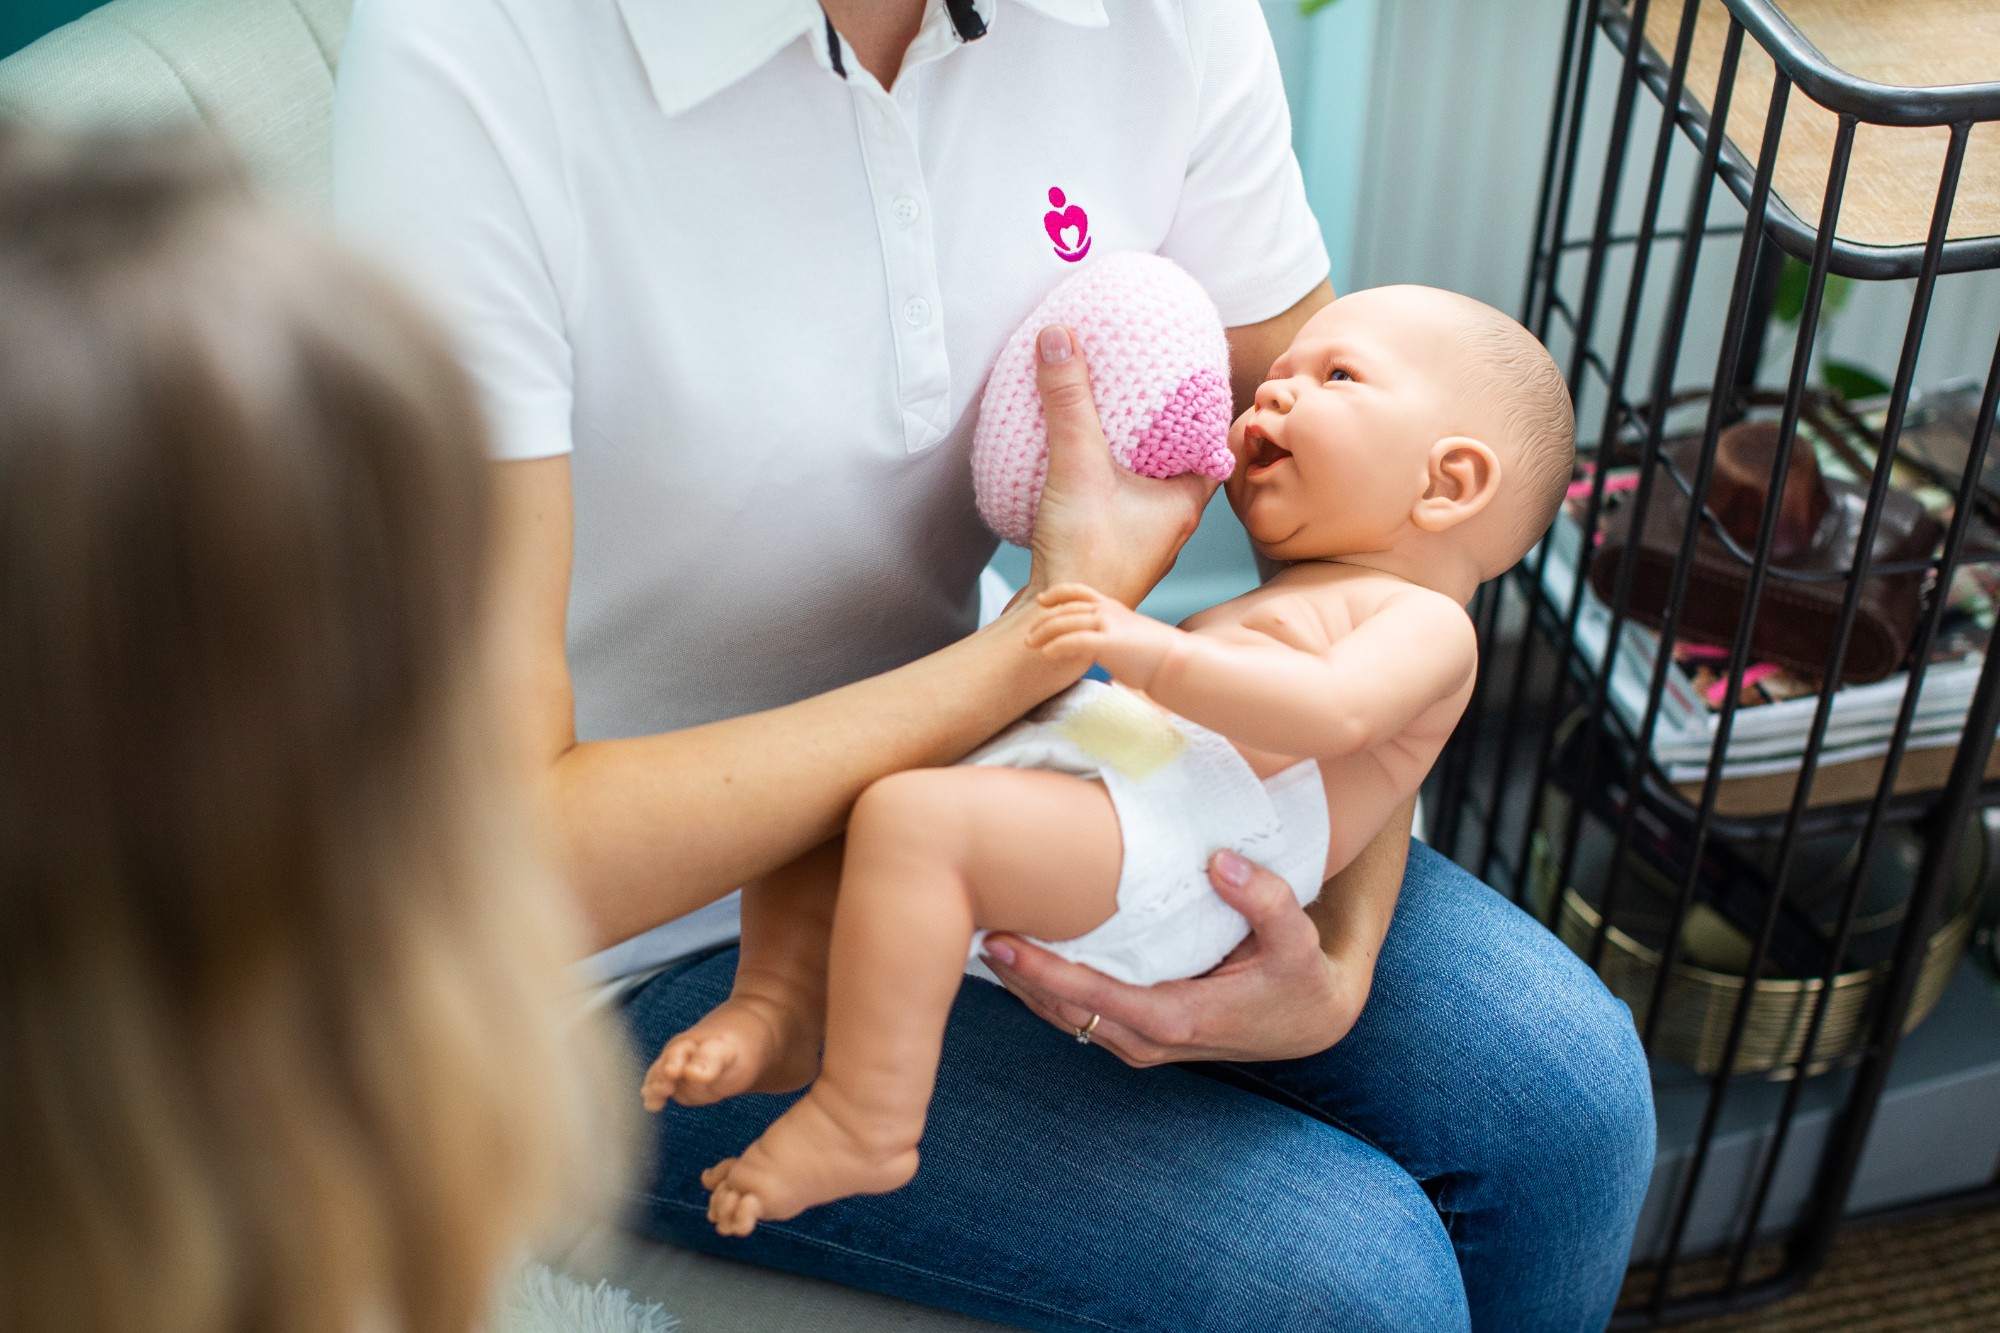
[1412,436,1502,532]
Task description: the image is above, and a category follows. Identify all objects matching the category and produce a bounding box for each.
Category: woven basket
[1528,786,1985,1078]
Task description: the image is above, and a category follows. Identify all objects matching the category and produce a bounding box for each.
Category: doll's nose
[1255,379,1297,413]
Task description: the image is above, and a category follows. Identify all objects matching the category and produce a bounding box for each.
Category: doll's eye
[1325,367,1353,383]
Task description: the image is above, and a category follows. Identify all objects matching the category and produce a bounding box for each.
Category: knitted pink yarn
[973,253,1235,547]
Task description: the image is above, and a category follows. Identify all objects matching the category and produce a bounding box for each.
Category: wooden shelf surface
[1639,0,2000,253]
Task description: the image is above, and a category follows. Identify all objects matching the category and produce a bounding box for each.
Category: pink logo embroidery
[1044,187,1091,263]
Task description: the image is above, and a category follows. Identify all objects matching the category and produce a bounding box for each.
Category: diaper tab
[1056,686,1187,781]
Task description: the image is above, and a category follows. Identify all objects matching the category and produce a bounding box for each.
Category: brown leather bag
[1589,420,1941,684]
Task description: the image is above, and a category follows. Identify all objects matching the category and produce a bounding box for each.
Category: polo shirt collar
[620,0,1108,118]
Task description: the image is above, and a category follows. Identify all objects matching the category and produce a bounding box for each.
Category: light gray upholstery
[0,4,1006,1328]
[0,0,349,216]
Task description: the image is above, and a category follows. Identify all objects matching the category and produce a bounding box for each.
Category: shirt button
[903,297,931,327]
[893,195,921,225]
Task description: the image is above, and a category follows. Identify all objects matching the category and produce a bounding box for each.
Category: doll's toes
[640,1047,687,1111]
[684,1040,728,1081]
[700,1157,739,1193]
[714,1187,762,1237]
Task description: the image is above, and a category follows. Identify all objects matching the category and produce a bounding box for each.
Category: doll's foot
[701,1089,920,1236]
[642,988,822,1111]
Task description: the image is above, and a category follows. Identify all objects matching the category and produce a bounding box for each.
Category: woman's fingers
[1206,849,1322,959]
[986,962,1168,1069]
[1026,325,1210,607]
[981,849,1357,1065]
[984,937,1191,1053]
[1035,325,1110,496]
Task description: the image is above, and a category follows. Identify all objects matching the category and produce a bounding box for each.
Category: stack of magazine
[1533,382,1998,814]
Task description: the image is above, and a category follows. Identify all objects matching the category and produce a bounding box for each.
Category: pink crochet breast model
[973,253,1235,547]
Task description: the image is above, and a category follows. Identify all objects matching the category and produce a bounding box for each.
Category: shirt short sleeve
[1159,0,1332,328]
[332,0,577,461]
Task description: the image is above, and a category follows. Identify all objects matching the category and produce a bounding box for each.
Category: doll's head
[1224,285,1574,592]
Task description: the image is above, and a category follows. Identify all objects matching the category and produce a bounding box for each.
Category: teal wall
[2,0,105,60]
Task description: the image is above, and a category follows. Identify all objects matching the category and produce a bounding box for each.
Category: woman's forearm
[1306,796,1414,1015]
[491,457,1079,950]
[547,602,1074,949]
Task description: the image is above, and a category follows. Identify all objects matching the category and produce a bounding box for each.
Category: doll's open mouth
[1245,430,1292,476]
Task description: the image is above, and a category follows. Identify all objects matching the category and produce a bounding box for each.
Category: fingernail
[983,939,1017,966]
[1038,326,1071,365]
[1214,849,1252,888]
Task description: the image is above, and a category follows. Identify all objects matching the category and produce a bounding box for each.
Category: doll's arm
[1029,584,1475,760]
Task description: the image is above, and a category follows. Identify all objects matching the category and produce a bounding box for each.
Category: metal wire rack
[1426,0,2000,1323]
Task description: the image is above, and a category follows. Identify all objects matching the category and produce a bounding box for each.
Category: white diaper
[964,679,1330,986]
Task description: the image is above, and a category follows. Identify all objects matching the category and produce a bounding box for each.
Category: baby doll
[646,282,1575,1236]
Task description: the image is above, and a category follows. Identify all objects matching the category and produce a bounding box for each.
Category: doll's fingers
[1025,605,1102,637]
[1036,633,1104,665]
[1023,613,1102,649]
[1022,609,1095,643]
[701,1158,737,1193]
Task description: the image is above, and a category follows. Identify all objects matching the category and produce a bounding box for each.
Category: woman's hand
[1027,325,1217,608]
[981,849,1368,1066]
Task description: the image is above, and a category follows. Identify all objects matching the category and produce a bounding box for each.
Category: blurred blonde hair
[0,130,627,1333]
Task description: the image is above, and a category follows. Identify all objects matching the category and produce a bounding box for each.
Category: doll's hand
[1023,583,1183,690]
[981,850,1367,1066]
[1027,326,1216,608]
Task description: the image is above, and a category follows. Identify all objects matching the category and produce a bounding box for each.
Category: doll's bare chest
[1192,585,1383,656]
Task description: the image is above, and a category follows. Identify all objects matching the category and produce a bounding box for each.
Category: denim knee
[1232,1155,1472,1333]
[1479,945,1657,1244]
[1395,847,1657,1231]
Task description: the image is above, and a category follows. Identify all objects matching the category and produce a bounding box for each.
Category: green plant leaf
[1300,0,1347,15]
[1823,360,1891,403]
[1773,255,1808,324]
[1771,255,1853,324]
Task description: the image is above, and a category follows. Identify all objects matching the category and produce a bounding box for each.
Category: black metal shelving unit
[1427,1,2000,1324]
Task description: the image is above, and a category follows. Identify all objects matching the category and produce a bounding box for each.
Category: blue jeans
[621,843,1655,1331]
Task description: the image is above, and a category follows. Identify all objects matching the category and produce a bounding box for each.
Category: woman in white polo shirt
[334,1,1654,1327]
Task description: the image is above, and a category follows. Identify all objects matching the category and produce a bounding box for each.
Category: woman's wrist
[1029,536,1179,610]
[978,591,1089,706]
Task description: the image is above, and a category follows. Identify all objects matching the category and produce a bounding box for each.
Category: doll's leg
[704,766,1122,1235]
[642,838,840,1110]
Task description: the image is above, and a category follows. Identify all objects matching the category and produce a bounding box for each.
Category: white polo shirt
[333,0,1328,981]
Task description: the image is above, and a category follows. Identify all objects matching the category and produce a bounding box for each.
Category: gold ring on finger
[1073,1013,1101,1044]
